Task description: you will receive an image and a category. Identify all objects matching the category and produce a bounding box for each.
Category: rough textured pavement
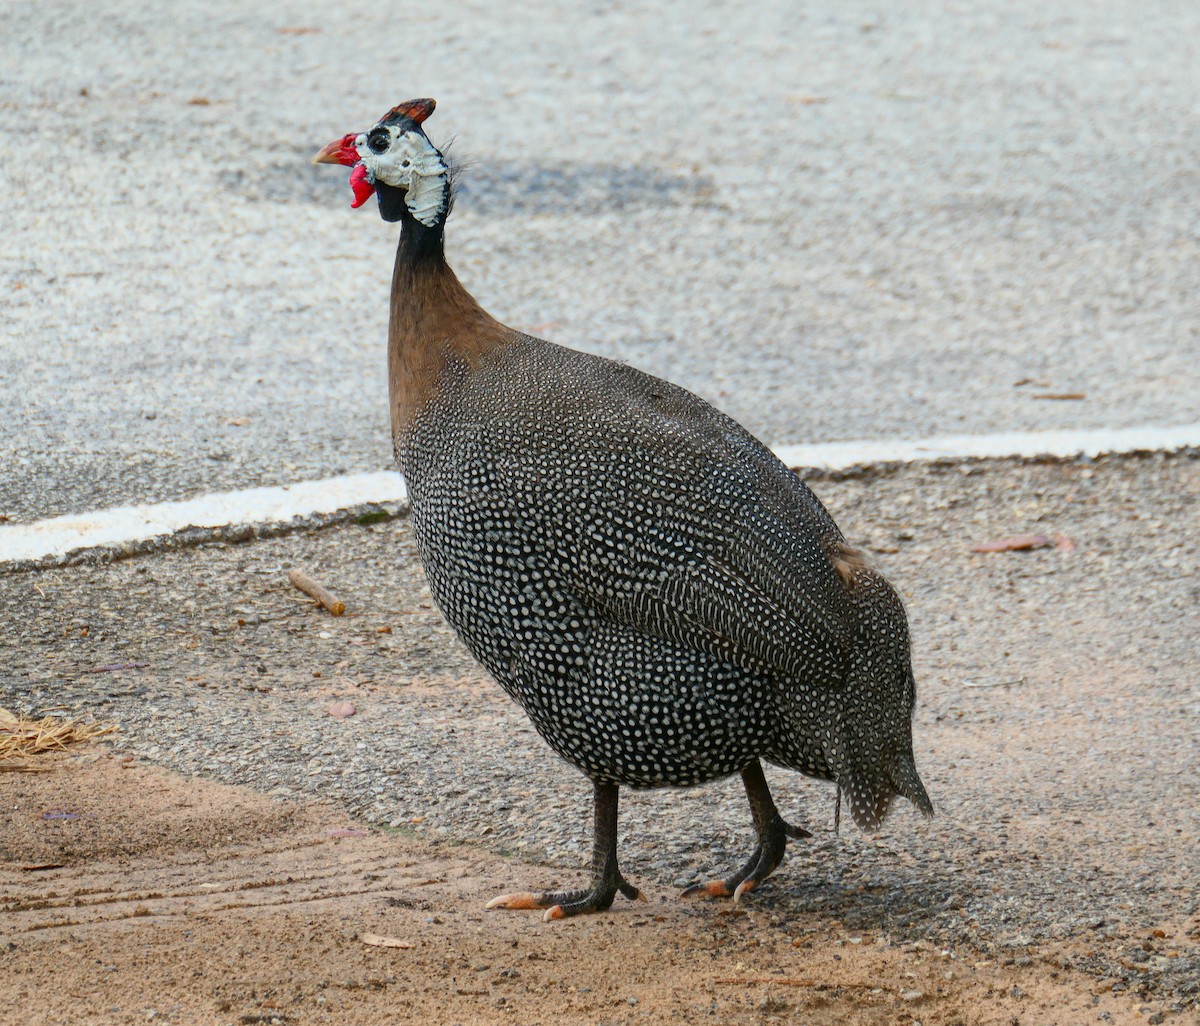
[3,455,1197,1016]
[4,1,1200,521]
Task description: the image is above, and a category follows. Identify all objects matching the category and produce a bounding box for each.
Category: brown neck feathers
[387,213,508,441]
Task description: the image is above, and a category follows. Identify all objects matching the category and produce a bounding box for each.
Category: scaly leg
[486,780,647,921]
[683,760,810,902]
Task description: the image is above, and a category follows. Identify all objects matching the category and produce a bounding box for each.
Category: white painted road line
[3,423,1198,567]
[771,422,1200,471]
[0,472,407,567]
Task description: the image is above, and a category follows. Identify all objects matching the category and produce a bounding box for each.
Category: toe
[781,818,812,839]
[681,879,733,899]
[618,879,648,902]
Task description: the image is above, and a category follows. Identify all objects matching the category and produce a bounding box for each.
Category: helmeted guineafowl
[315,98,933,920]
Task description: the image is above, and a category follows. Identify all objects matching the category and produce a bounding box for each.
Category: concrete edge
[4,424,1199,573]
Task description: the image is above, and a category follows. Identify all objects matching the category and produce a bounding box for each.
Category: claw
[485,892,546,911]
[682,879,733,899]
[732,879,756,903]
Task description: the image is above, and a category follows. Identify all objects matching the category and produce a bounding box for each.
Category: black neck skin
[378,181,446,270]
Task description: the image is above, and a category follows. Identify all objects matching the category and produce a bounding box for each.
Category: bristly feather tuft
[830,541,871,587]
[438,138,464,218]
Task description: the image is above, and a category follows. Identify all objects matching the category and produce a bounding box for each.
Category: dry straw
[0,706,114,771]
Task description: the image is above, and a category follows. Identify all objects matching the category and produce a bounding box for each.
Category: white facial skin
[355,125,448,227]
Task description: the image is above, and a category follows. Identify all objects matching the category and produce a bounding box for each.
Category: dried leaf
[327,701,356,719]
[360,932,412,949]
[970,534,1054,553]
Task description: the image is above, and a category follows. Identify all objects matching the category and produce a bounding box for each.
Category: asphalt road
[3,0,1199,523]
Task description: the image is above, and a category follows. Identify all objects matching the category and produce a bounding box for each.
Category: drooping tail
[830,565,934,832]
[839,750,933,832]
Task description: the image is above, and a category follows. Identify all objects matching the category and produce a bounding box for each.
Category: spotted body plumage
[401,336,929,826]
[317,99,932,919]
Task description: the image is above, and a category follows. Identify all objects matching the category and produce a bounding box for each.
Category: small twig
[86,662,150,673]
[359,932,413,949]
[962,676,1027,689]
[288,569,345,616]
[714,977,877,989]
[715,977,819,987]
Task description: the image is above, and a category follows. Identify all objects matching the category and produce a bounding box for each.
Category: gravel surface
[3,454,1197,1006]
[4,1,1200,522]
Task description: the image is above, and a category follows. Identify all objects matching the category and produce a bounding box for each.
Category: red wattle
[349,164,376,208]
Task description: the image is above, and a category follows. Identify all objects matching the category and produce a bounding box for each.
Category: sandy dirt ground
[0,752,1183,1026]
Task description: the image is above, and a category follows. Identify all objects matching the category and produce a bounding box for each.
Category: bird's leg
[486,780,647,921]
[683,759,810,903]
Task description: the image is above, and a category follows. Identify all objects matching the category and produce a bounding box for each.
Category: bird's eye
[367,128,391,154]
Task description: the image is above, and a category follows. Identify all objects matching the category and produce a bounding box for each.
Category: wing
[478,346,858,687]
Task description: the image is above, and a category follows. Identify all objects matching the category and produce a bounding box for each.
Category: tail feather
[892,754,934,819]
[841,771,895,832]
[840,755,933,832]
[823,564,932,832]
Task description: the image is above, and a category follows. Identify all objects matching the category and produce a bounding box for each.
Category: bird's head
[313,98,449,227]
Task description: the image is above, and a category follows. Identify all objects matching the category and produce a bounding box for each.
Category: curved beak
[312,133,359,166]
